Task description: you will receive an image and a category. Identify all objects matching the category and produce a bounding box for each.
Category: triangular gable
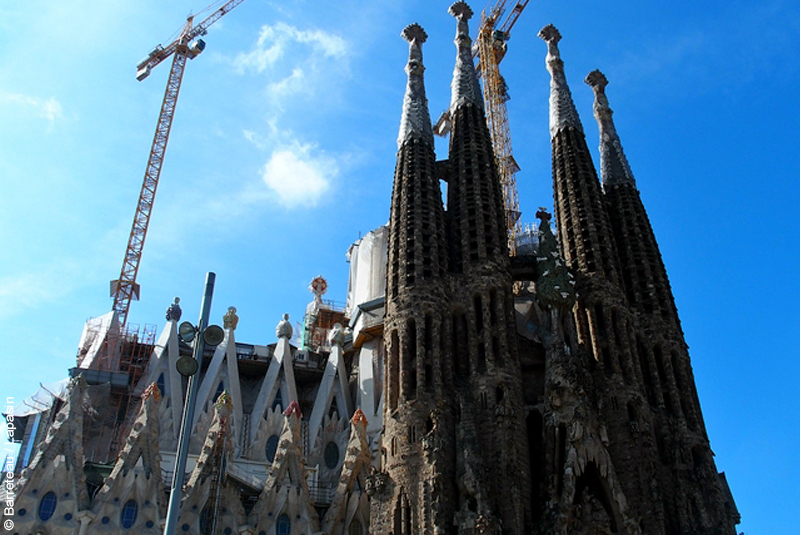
[192,326,244,453]
[178,392,247,534]
[249,402,320,534]
[321,409,373,534]
[91,383,165,532]
[144,318,184,445]
[8,378,90,533]
[250,322,299,445]
[307,337,352,450]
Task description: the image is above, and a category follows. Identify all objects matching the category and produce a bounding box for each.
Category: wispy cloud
[2,93,64,127]
[233,22,347,75]
[267,67,306,101]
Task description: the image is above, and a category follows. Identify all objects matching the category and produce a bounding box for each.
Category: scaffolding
[474,0,530,255]
[73,320,157,462]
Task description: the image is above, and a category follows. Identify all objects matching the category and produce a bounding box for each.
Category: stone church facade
[4,3,738,534]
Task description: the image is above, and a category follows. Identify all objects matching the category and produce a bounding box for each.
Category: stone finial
[398,23,434,148]
[538,24,562,50]
[585,69,636,187]
[401,22,428,45]
[143,382,162,402]
[223,306,239,330]
[166,297,182,322]
[309,275,328,300]
[328,322,345,347]
[535,207,552,222]
[448,1,473,20]
[449,1,483,112]
[276,313,293,339]
[585,69,608,93]
[283,400,302,418]
[215,390,233,413]
[351,408,368,427]
[538,24,583,138]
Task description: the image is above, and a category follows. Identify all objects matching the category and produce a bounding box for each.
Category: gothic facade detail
[4,4,738,535]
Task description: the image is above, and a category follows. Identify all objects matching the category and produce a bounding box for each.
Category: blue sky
[1,0,798,532]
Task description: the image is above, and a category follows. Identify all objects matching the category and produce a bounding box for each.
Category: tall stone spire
[397,23,433,148]
[587,70,682,327]
[447,2,508,270]
[448,1,483,112]
[537,24,619,282]
[586,70,635,187]
[539,24,583,138]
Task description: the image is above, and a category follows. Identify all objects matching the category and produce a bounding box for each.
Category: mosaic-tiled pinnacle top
[397,23,434,148]
[586,70,636,187]
[449,1,483,112]
[538,24,583,138]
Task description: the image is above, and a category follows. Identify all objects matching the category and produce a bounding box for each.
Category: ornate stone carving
[223,306,239,330]
[586,69,636,187]
[398,23,434,147]
[328,322,345,347]
[166,296,182,321]
[276,313,293,339]
[283,399,302,418]
[143,381,162,402]
[535,208,576,310]
[364,469,388,497]
[449,1,483,112]
[215,390,233,413]
[351,408,368,427]
[538,24,583,138]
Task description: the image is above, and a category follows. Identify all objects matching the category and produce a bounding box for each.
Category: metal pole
[163,272,216,534]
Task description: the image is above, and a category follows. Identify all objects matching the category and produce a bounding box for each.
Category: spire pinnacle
[538,24,583,138]
[397,23,433,148]
[449,1,483,112]
[586,70,636,187]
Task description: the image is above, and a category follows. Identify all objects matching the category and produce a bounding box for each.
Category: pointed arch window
[328,397,339,419]
[156,373,166,397]
[272,390,283,412]
[349,519,363,535]
[276,514,291,535]
[121,499,138,528]
[324,441,340,469]
[266,434,280,463]
[38,491,57,521]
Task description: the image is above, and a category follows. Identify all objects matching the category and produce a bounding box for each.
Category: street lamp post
[163,272,222,534]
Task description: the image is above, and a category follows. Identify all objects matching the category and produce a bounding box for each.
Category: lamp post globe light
[163,272,225,534]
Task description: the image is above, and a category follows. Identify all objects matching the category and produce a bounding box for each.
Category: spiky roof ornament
[397,23,434,148]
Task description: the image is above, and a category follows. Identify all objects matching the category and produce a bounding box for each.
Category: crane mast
[475,0,530,255]
[111,0,247,329]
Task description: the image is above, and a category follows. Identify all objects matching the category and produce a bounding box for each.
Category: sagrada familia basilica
[3,3,739,534]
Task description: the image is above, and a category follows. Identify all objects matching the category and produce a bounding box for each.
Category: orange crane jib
[111,0,247,329]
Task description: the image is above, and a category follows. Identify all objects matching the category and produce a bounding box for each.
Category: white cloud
[267,67,306,100]
[40,97,63,123]
[260,141,336,208]
[2,93,64,127]
[234,22,347,75]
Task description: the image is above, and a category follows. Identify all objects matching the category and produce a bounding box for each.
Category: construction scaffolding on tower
[475,0,529,255]
[71,319,157,463]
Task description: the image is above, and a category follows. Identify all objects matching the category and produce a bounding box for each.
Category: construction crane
[110,0,248,329]
[475,0,529,255]
[437,1,530,255]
